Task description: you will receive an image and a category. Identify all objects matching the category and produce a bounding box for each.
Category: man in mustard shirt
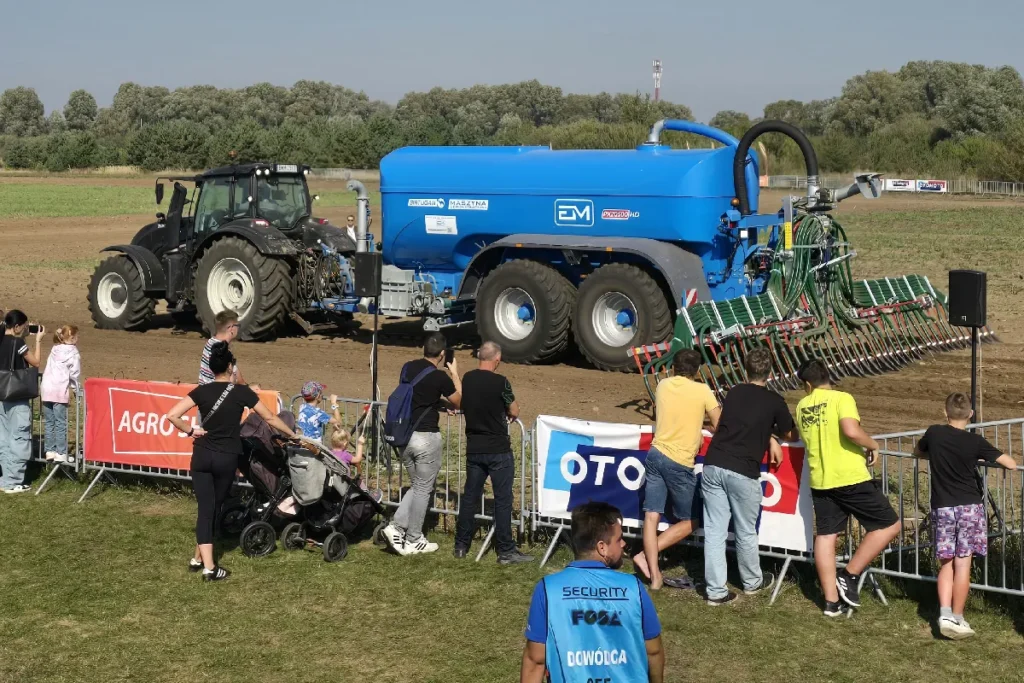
[633,350,721,590]
[797,359,900,617]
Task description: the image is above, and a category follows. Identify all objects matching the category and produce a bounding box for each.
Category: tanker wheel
[87,256,155,331]
[476,260,575,364]
[195,236,294,341]
[573,263,672,372]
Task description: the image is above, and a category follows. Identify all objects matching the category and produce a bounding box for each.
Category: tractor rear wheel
[476,260,575,364]
[573,264,672,372]
[195,237,294,341]
[87,256,155,331]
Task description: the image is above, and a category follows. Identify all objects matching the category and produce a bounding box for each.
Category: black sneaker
[453,546,469,559]
[836,569,861,608]
[202,566,231,582]
[188,559,204,573]
[497,549,535,565]
[705,592,738,606]
[823,600,851,617]
[744,572,776,596]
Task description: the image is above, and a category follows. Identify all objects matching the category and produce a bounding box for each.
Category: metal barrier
[866,418,1024,597]
[289,395,533,561]
[31,380,84,495]
[527,426,823,605]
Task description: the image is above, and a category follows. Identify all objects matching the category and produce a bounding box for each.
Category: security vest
[541,563,649,683]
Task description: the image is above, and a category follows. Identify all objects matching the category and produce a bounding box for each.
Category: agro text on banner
[84,378,280,470]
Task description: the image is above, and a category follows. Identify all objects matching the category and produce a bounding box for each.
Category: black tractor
[87,163,367,340]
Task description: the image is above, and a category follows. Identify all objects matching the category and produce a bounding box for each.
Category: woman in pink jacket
[41,325,81,463]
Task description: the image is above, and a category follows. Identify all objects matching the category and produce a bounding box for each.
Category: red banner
[84,378,281,470]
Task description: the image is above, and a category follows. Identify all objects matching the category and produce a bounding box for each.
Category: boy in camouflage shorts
[915,392,1017,639]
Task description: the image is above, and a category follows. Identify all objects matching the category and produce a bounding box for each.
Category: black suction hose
[733,120,819,216]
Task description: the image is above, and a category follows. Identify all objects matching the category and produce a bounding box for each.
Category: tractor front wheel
[573,264,672,372]
[87,256,155,331]
[195,237,294,341]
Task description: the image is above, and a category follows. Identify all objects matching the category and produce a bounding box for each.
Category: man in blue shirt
[522,502,665,683]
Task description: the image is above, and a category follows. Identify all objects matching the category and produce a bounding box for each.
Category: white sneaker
[54,453,69,464]
[382,523,406,553]
[939,616,975,640]
[3,485,30,494]
[403,537,439,555]
[45,451,57,461]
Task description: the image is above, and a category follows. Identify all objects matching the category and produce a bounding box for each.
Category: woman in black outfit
[166,342,299,581]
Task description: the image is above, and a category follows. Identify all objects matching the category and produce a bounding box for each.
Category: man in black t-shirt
[700,349,796,605]
[383,332,463,556]
[453,341,532,565]
[915,392,1016,639]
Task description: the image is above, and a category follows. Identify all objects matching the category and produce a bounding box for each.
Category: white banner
[535,415,813,553]
[885,178,916,192]
[916,179,948,193]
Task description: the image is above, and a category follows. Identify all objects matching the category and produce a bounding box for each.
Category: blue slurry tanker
[94,118,977,384]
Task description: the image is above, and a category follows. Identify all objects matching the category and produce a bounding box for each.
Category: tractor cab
[152,163,324,255]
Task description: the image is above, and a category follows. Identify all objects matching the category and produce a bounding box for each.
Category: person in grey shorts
[383,332,462,555]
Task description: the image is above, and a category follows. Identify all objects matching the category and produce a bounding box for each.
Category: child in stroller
[281,439,388,562]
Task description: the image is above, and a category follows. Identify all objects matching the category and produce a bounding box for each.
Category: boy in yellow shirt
[797,359,900,617]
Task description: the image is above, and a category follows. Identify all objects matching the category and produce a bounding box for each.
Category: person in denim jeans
[383,332,462,556]
[635,350,720,590]
[700,349,796,606]
[0,310,44,494]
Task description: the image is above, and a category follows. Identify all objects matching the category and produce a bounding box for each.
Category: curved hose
[733,120,819,216]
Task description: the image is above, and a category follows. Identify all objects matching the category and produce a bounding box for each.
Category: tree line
[0,60,1022,181]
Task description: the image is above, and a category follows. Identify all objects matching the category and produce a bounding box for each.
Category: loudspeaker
[948,269,986,328]
[353,252,383,297]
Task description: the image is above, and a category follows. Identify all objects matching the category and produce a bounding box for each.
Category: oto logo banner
[535,415,813,552]
[84,378,281,470]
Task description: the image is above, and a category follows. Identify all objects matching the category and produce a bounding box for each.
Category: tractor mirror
[155,182,165,206]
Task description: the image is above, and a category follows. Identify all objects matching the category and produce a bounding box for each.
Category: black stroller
[221,411,299,558]
[279,440,388,562]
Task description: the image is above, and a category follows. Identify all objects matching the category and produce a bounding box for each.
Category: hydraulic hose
[732,120,819,216]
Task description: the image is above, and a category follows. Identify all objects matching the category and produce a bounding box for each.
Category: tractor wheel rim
[592,292,638,347]
[494,288,536,341]
[208,258,255,319]
[97,272,128,319]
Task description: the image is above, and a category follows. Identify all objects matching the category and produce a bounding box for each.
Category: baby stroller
[279,440,388,562]
[222,411,300,558]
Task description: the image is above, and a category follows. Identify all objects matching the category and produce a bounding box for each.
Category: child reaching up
[41,325,81,464]
[330,429,382,502]
[915,392,1017,639]
[329,428,364,474]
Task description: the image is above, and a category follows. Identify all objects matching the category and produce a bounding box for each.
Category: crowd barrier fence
[297,395,533,562]
[39,378,1024,603]
[29,380,85,495]
[867,418,1024,597]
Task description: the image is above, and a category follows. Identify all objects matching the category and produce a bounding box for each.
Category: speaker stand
[970,325,980,422]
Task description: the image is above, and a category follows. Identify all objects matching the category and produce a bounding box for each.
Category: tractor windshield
[256,175,310,230]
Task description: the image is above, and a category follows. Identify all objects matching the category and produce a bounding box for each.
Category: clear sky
[3,0,1022,122]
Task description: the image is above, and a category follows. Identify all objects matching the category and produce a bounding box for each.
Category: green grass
[0,183,381,219]
[835,207,1024,313]
[2,482,1023,683]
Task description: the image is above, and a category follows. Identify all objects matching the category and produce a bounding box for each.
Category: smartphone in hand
[444,348,455,366]
[28,324,42,334]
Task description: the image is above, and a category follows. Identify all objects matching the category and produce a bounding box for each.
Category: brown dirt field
[0,186,1020,438]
